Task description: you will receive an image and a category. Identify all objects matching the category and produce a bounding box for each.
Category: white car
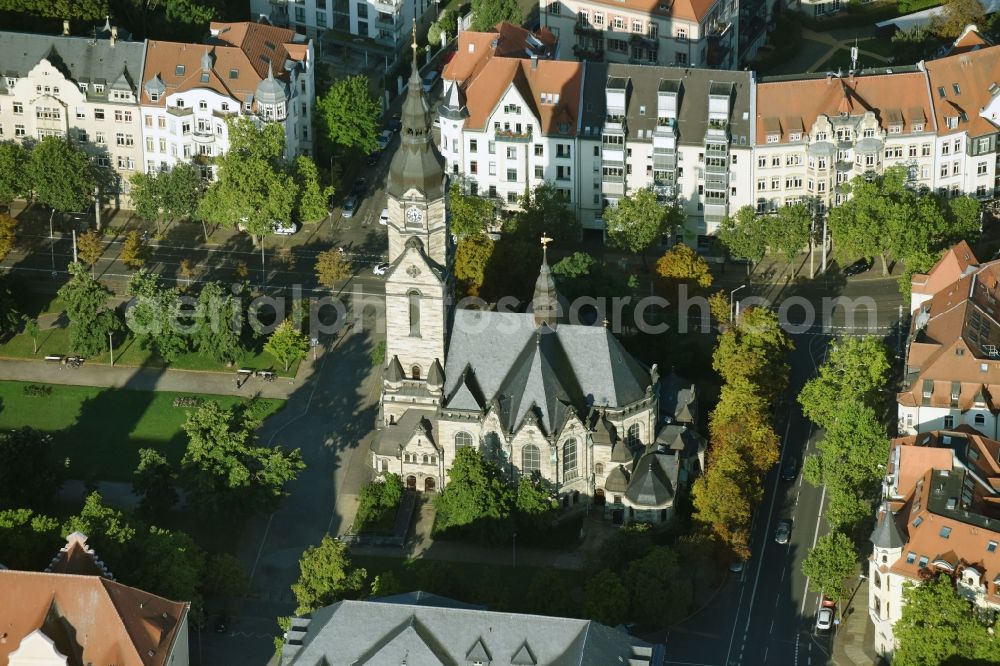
[272,221,299,236]
[372,262,390,276]
[379,208,389,225]
[377,129,393,151]
[816,607,834,631]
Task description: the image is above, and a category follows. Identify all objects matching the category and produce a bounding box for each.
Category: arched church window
[563,438,578,480]
[455,431,474,449]
[408,290,421,336]
[595,463,604,476]
[411,365,421,380]
[522,444,540,473]
[626,423,642,449]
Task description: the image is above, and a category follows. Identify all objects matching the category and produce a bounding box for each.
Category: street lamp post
[108,332,114,366]
[730,284,747,323]
[49,209,56,277]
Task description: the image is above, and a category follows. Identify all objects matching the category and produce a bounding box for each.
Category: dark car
[351,178,367,198]
[781,460,798,482]
[214,615,229,634]
[843,257,873,276]
[367,151,381,167]
[774,518,792,545]
[342,195,358,219]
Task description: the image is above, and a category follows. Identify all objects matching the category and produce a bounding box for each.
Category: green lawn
[815,48,854,73]
[857,38,896,59]
[0,381,285,482]
[3,290,300,376]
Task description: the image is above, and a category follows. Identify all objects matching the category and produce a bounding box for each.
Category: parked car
[377,129,393,150]
[351,178,367,198]
[728,559,745,573]
[781,460,798,482]
[843,257,873,276]
[272,221,299,236]
[379,208,390,226]
[372,261,390,276]
[774,519,792,545]
[422,70,440,93]
[816,606,834,631]
[342,196,358,218]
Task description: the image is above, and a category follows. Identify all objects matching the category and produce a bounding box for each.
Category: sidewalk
[833,578,882,666]
[710,251,907,288]
[0,351,320,400]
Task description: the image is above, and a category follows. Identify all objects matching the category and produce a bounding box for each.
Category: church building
[370,27,702,522]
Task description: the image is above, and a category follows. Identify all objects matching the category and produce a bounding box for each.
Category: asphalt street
[664,276,904,666]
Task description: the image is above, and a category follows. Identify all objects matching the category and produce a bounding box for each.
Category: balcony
[167,105,193,117]
[629,33,657,49]
[372,0,401,11]
[495,128,532,143]
[704,202,728,221]
[572,45,604,61]
[602,181,625,196]
[192,130,216,144]
[602,148,624,162]
[653,152,676,169]
[605,114,625,132]
[705,162,728,175]
[705,119,728,141]
[574,20,602,35]
[212,108,238,120]
[376,13,398,26]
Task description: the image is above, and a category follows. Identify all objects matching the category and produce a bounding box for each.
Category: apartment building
[251,0,332,39]
[439,53,585,218]
[578,64,753,243]
[753,69,937,216]
[542,0,737,70]
[925,43,1000,201]
[870,427,1000,657]
[140,21,314,176]
[0,26,146,206]
[899,242,1000,436]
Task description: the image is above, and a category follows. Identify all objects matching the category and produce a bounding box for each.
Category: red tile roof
[925,45,1000,137]
[911,240,979,304]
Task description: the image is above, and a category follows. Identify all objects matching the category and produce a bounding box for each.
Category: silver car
[774,519,791,545]
[816,607,834,631]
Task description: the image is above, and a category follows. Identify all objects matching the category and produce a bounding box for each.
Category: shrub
[22,384,52,397]
[352,473,404,533]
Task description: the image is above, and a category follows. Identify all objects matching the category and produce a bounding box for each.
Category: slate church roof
[280,596,662,665]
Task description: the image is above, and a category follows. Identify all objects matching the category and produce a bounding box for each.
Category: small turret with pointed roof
[531,234,561,329]
[870,501,905,550]
[256,61,286,105]
[388,19,445,200]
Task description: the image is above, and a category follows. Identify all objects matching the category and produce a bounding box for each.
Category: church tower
[381,21,448,423]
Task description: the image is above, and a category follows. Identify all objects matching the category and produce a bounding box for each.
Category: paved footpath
[0,356,315,399]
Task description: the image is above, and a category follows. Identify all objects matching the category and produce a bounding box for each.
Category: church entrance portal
[424,477,436,492]
[594,488,606,506]
[406,475,416,490]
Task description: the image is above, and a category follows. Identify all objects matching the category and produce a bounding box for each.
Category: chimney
[111,25,117,46]
[531,54,538,70]
[62,19,70,36]
[826,72,833,85]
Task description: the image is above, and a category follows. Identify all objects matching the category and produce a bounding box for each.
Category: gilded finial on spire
[540,233,552,263]
[412,18,417,52]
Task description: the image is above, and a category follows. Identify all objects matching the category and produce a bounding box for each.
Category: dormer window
[94,84,104,94]
[5,77,16,88]
[913,123,924,132]
[947,116,959,129]
[149,91,160,102]
[790,132,801,141]
[889,124,902,134]
[766,133,779,144]
[177,99,185,108]
[78,82,88,93]
[229,68,239,79]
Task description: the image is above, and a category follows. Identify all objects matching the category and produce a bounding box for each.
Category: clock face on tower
[405,207,424,224]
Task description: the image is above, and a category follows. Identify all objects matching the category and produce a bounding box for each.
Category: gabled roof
[45,532,113,578]
[949,24,993,55]
[444,365,485,411]
[370,409,437,455]
[0,570,188,666]
[282,597,658,665]
[910,240,979,304]
[443,22,557,84]
[661,371,697,424]
[494,327,579,434]
[925,44,1000,137]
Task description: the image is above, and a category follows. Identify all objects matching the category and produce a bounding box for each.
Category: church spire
[532,234,561,329]
[387,18,445,200]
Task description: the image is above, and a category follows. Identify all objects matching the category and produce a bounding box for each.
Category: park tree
[181,400,304,515]
[434,446,514,543]
[76,230,104,275]
[121,229,147,269]
[0,276,20,339]
[719,206,767,270]
[712,306,792,403]
[603,188,678,257]
[58,262,121,356]
[801,531,858,603]
[767,203,812,264]
[352,474,404,532]
[291,534,367,614]
[932,0,985,37]
[0,141,29,203]
[656,243,713,288]
[202,552,249,598]
[893,573,996,666]
[449,184,495,238]
[294,156,333,223]
[315,248,353,288]
[471,0,523,30]
[192,281,246,365]
[162,0,216,24]
[132,448,178,516]
[0,213,16,264]
[197,118,297,244]
[62,492,137,567]
[126,270,192,363]
[22,315,39,354]
[317,75,381,156]
[0,0,107,20]
[161,163,205,233]
[0,428,64,510]
[798,336,890,429]
[692,449,758,559]
[427,21,443,46]
[135,525,206,610]
[898,249,940,300]
[28,137,95,222]
[583,572,630,626]
[0,508,63,570]
[891,24,937,63]
[129,171,164,224]
[508,183,581,245]
[264,319,310,372]
[454,234,495,297]
[626,546,693,626]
